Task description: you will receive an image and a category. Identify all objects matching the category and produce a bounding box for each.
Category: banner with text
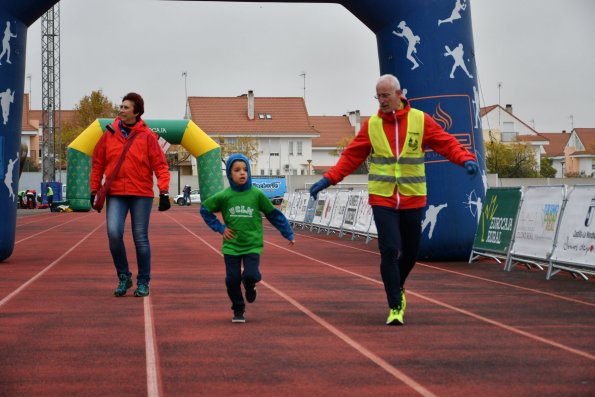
[550,185,595,269]
[472,187,522,255]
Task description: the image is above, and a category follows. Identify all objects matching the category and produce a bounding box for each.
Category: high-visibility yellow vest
[368,109,426,197]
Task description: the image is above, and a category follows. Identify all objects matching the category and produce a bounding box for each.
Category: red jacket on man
[90,118,170,197]
[324,98,476,210]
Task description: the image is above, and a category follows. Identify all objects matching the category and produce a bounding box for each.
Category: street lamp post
[560,160,565,178]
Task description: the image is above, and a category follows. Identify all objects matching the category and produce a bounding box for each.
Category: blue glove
[309,177,331,200]
[464,160,479,176]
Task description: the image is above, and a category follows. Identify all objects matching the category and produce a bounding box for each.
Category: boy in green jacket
[200,153,295,323]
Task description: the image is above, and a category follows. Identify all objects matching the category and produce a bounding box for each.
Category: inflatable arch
[66,119,223,211]
[1,0,485,261]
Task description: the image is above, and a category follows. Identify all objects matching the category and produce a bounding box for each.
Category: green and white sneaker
[386,305,404,326]
[114,274,132,297]
[133,283,150,297]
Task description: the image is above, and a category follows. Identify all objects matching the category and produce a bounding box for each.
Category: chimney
[247,90,254,120]
[505,104,513,114]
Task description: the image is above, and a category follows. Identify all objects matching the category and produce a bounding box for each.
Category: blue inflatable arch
[0,0,485,261]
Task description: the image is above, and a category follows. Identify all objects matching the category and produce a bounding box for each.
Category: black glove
[309,177,331,200]
[464,160,479,176]
[90,193,96,209]
[158,193,171,211]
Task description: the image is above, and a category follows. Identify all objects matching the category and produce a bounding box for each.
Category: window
[297,141,303,155]
[260,169,265,176]
[501,122,515,142]
[288,141,294,155]
[276,169,280,175]
[258,113,265,119]
[265,113,272,119]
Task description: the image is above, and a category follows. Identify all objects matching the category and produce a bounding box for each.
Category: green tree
[60,90,119,164]
[539,157,557,178]
[214,136,259,162]
[485,141,539,177]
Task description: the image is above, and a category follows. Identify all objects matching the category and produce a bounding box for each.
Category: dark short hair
[122,92,144,119]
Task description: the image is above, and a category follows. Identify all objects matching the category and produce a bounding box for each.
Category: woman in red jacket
[90,92,171,297]
[310,75,479,326]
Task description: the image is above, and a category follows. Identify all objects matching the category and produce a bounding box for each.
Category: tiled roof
[574,128,595,155]
[310,115,355,147]
[188,95,318,136]
[479,105,497,117]
[480,104,539,134]
[539,133,571,157]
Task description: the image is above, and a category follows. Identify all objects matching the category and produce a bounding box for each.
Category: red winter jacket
[90,118,170,197]
[324,99,476,210]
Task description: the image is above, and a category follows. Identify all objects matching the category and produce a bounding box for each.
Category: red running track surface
[1,206,593,397]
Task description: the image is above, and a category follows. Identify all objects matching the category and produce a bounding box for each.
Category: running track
[1,206,593,397]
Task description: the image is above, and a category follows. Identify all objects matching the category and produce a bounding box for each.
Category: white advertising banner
[311,191,328,226]
[280,192,291,216]
[354,193,373,234]
[510,185,566,261]
[294,191,310,223]
[320,190,337,228]
[288,192,301,221]
[550,185,595,269]
[341,191,363,231]
[329,191,350,229]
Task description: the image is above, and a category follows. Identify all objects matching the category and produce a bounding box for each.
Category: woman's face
[119,100,138,124]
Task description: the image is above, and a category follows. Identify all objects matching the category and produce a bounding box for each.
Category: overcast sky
[24,0,594,133]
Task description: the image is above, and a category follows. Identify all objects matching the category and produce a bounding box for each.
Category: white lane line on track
[144,296,162,397]
[288,229,595,308]
[262,280,437,397]
[15,214,93,244]
[266,241,595,362]
[168,214,437,397]
[16,212,66,227]
[0,222,104,309]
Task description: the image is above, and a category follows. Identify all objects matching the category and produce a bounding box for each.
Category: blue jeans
[372,206,423,309]
[106,195,153,285]
[223,253,262,313]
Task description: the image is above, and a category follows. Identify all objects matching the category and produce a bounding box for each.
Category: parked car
[174,189,200,206]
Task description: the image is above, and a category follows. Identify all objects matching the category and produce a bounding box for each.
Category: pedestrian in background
[46,184,53,207]
[200,153,295,323]
[90,92,171,298]
[310,74,479,326]
[183,184,191,205]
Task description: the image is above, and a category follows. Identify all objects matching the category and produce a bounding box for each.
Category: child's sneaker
[133,283,150,297]
[232,311,246,323]
[245,285,257,303]
[114,274,132,297]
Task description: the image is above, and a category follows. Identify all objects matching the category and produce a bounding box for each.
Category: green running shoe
[401,287,407,312]
[386,305,404,326]
[114,274,132,297]
[134,283,150,297]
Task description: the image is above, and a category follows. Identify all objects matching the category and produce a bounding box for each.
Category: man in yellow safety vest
[310,74,479,326]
